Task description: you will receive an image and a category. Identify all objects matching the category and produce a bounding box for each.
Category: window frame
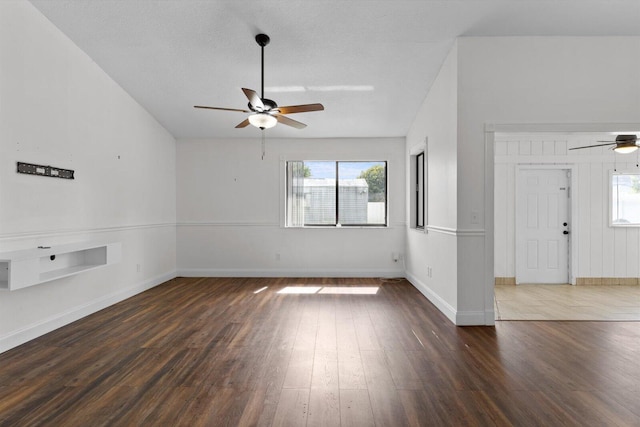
[416,151,425,229]
[285,160,388,228]
[610,170,640,227]
[409,138,427,231]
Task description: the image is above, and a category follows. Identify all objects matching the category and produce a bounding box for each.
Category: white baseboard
[405,272,494,326]
[0,270,177,354]
[456,311,491,326]
[404,271,457,324]
[177,268,405,278]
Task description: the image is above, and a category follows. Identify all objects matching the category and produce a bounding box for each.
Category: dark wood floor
[0,277,638,426]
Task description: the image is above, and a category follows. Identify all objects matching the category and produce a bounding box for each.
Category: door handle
[563,230,569,235]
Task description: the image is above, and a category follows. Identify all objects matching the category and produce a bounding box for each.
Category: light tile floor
[494,284,640,321]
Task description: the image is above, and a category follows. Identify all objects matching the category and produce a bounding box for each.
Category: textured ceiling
[28,0,640,139]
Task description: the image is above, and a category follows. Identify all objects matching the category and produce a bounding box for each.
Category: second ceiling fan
[569,134,640,154]
[195,34,324,130]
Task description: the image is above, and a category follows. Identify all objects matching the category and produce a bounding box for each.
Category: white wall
[494,133,640,281]
[0,1,177,352]
[405,43,460,323]
[177,137,405,277]
[456,37,640,323]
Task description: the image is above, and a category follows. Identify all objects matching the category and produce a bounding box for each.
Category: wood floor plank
[307,388,340,427]
[337,350,367,390]
[271,388,309,427]
[339,389,375,427]
[0,277,638,425]
[360,350,395,389]
[282,349,314,389]
[384,349,423,390]
[367,386,409,426]
[311,349,339,390]
[315,303,337,350]
[335,315,359,352]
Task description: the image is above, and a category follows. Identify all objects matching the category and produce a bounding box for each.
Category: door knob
[563,230,569,235]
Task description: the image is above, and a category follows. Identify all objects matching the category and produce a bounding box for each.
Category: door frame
[515,164,577,285]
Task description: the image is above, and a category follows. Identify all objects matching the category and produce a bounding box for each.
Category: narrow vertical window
[416,152,425,229]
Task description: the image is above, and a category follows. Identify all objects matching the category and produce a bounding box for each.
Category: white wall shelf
[0,242,121,291]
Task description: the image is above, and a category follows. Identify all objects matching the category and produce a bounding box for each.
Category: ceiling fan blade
[242,88,264,110]
[276,114,307,129]
[194,105,251,113]
[235,118,250,128]
[276,103,325,115]
[569,142,617,150]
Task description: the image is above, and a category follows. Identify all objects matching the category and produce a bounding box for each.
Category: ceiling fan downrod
[255,34,270,101]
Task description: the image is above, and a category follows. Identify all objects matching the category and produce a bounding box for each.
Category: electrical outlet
[275,253,281,261]
[392,252,399,262]
[136,263,141,273]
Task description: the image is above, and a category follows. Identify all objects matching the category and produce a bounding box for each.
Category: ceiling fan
[569,134,640,154]
[194,34,324,130]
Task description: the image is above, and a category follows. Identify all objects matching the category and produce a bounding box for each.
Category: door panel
[516,169,570,284]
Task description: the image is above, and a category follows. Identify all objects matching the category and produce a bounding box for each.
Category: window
[286,161,387,227]
[409,141,426,230]
[416,152,425,229]
[611,172,640,226]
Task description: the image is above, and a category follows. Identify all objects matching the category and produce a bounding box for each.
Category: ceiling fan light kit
[194,33,323,131]
[248,113,277,129]
[612,143,638,154]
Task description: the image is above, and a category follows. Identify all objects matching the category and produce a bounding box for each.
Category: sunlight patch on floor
[277,286,322,294]
[318,287,379,295]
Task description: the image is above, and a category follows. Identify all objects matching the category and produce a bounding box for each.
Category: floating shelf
[0,242,121,291]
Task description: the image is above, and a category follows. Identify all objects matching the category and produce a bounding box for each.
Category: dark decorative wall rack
[17,162,74,179]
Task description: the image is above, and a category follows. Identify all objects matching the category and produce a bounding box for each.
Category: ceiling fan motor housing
[249,98,278,112]
[616,134,637,142]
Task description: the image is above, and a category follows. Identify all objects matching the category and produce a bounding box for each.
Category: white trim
[426,225,485,236]
[177,221,278,227]
[484,130,496,324]
[177,221,407,229]
[495,155,622,165]
[456,310,491,326]
[405,271,457,324]
[177,268,405,278]
[0,270,177,354]
[0,223,175,241]
[426,225,457,235]
[486,123,640,133]
[409,140,427,156]
[609,169,640,228]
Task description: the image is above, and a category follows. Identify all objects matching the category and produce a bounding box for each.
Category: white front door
[516,169,570,284]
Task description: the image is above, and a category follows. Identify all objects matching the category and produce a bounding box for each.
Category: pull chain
[261,130,266,160]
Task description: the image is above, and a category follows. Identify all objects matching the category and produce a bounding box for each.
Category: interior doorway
[490,128,640,321]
